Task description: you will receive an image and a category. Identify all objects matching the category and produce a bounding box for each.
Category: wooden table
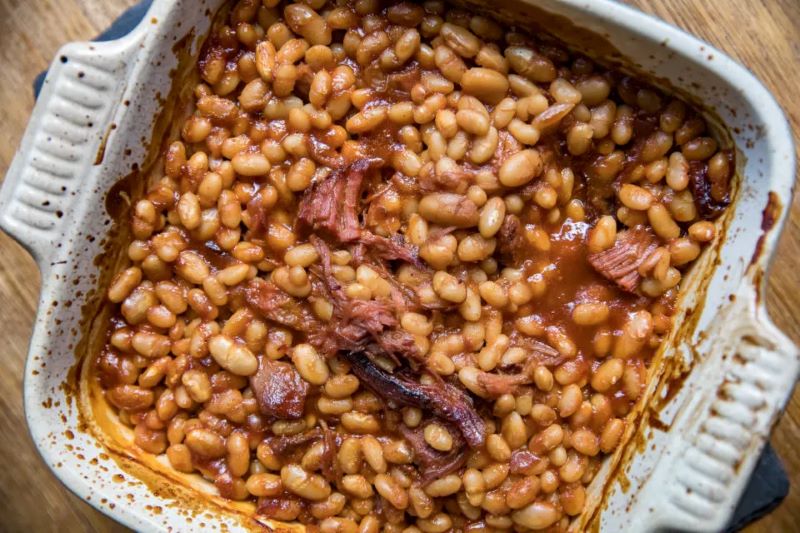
[0,1,796,531]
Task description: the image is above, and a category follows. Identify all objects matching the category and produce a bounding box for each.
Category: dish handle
[645,280,800,531]
[0,36,143,269]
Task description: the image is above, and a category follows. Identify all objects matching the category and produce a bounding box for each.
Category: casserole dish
[1,0,797,531]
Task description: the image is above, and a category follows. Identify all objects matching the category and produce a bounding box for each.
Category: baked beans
[97,0,732,529]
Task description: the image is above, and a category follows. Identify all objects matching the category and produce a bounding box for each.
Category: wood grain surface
[0,1,797,531]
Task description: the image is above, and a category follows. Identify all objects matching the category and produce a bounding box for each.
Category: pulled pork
[357,231,419,265]
[587,226,659,292]
[476,371,531,398]
[297,158,418,262]
[259,158,491,480]
[311,235,421,362]
[343,351,486,449]
[399,424,468,484]
[243,251,419,363]
[509,331,565,368]
[298,157,382,242]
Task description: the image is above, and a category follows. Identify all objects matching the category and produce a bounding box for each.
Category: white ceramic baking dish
[1,0,797,531]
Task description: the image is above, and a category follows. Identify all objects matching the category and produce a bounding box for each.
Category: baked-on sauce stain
[750,191,781,268]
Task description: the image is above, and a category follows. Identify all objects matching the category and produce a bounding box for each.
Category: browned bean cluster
[97,0,731,530]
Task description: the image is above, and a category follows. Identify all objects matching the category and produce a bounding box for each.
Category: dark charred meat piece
[587,226,658,293]
[689,154,731,219]
[343,352,486,448]
[250,358,309,420]
[476,372,530,398]
[297,158,383,242]
[398,424,468,484]
[496,214,526,265]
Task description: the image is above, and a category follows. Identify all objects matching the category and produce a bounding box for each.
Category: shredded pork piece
[244,277,350,358]
[587,226,659,292]
[320,426,337,481]
[264,426,337,481]
[476,371,531,398]
[348,250,420,312]
[343,352,486,448]
[311,235,421,362]
[509,331,565,367]
[298,157,418,264]
[358,231,419,265]
[298,158,383,242]
[244,246,419,362]
[398,424,468,484]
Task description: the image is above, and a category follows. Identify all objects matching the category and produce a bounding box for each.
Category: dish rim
[1,0,796,530]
